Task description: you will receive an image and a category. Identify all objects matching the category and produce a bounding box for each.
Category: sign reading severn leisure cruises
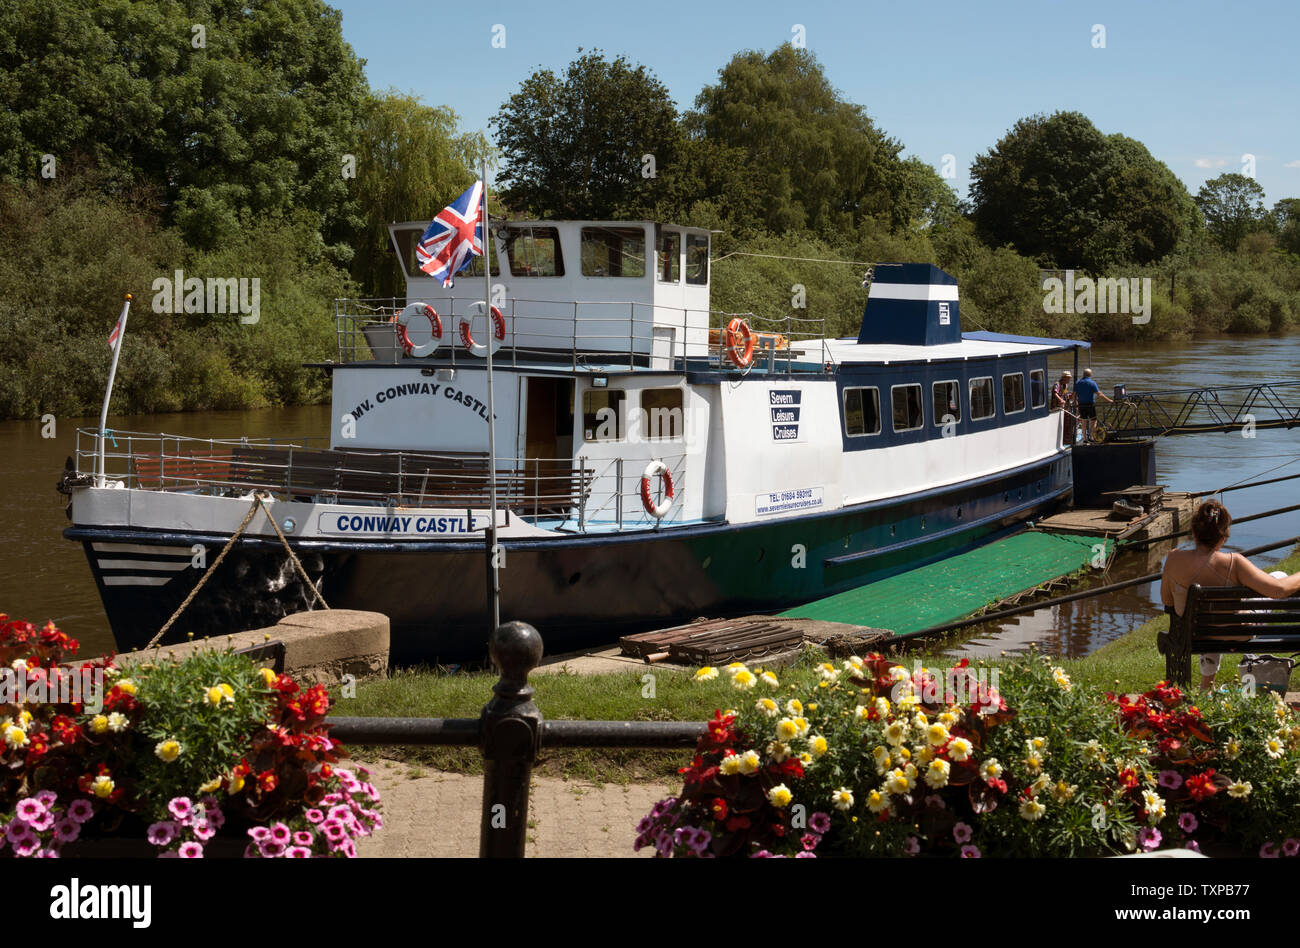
[770,389,802,441]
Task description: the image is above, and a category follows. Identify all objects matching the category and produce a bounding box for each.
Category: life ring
[724,317,754,368]
[395,303,442,357]
[460,302,505,358]
[640,460,674,519]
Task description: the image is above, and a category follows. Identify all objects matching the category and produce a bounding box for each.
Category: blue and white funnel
[857,263,961,346]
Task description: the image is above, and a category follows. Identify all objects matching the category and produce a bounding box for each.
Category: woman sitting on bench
[1161,500,1300,690]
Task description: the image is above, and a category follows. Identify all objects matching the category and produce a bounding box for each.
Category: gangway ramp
[780,532,1111,639]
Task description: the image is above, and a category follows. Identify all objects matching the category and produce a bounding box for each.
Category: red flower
[710,797,728,821]
[1185,769,1218,802]
[258,770,278,792]
[725,814,751,833]
[1119,768,1139,790]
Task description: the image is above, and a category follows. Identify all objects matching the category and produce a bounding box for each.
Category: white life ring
[395,302,442,357]
[460,302,505,358]
[640,460,674,519]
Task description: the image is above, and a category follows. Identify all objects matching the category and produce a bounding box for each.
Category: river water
[3,335,1298,659]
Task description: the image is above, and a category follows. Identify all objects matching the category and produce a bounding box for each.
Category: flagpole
[97,293,132,487]
[481,159,501,635]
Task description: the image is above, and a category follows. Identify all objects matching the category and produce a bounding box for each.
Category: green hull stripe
[780,531,1111,635]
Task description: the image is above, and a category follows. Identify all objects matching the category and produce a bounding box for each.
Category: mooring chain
[146,492,328,650]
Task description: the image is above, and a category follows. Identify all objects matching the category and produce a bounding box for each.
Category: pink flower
[293,831,314,847]
[270,822,291,844]
[903,836,920,856]
[1260,842,1279,858]
[65,799,94,824]
[953,822,973,844]
[321,819,347,843]
[258,840,286,858]
[1138,827,1162,852]
[1284,839,1300,858]
[960,844,981,858]
[178,841,204,858]
[1186,840,1201,853]
[1178,812,1198,834]
[304,809,324,824]
[33,790,57,808]
[1157,770,1182,790]
[248,826,271,842]
[52,819,80,843]
[192,822,216,841]
[167,797,193,823]
[15,799,46,823]
[285,846,312,858]
[26,809,54,832]
[147,822,178,847]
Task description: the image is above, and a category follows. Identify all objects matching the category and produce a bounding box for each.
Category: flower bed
[0,614,381,858]
[637,650,1300,858]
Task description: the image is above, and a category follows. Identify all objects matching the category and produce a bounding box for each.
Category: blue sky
[331,0,1300,208]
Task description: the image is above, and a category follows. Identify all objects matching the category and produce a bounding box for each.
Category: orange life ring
[640,461,674,519]
[395,303,442,357]
[725,318,755,368]
[460,304,506,357]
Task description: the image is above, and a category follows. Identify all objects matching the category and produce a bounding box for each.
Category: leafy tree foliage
[491,49,682,219]
[1272,198,1300,256]
[1195,173,1268,252]
[0,0,368,254]
[970,111,1193,269]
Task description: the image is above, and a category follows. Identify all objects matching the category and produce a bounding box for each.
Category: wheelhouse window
[1029,369,1046,409]
[656,230,681,283]
[582,389,625,441]
[843,387,881,437]
[1002,373,1026,415]
[892,384,923,432]
[970,377,995,420]
[462,237,500,278]
[932,380,960,426]
[505,226,564,277]
[641,388,684,440]
[581,227,646,278]
[685,234,709,285]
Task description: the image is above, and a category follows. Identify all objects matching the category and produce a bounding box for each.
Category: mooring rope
[146,492,328,650]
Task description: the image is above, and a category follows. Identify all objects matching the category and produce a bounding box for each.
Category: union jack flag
[416,181,484,287]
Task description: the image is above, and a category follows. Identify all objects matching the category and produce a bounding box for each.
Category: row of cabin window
[580,388,685,442]
[461,226,709,284]
[844,370,1046,437]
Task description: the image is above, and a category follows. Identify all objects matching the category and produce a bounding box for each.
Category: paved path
[356,760,675,858]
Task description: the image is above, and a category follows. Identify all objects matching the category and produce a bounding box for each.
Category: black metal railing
[328,621,705,858]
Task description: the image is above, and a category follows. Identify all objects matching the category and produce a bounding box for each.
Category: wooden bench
[131,450,234,489]
[1162,584,1300,686]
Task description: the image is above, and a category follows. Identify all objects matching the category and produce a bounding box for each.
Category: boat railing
[73,429,595,520]
[333,297,832,373]
[579,453,689,529]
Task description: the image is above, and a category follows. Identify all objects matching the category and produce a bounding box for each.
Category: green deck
[781,531,1110,637]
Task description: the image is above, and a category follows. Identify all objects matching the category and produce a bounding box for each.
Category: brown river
[3,335,1299,660]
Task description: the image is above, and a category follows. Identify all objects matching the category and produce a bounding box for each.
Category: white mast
[97,293,132,486]
[482,159,501,632]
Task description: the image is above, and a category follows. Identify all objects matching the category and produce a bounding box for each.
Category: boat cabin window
[932,380,960,425]
[1030,369,1046,409]
[892,384,924,432]
[582,389,626,441]
[581,227,646,278]
[1002,373,1026,415]
[505,226,564,277]
[970,377,995,420]
[657,230,681,283]
[391,226,426,278]
[685,234,709,285]
[462,237,501,278]
[843,387,881,437]
[641,388,684,440]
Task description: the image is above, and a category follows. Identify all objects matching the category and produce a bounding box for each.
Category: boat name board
[770,389,803,441]
[317,512,488,535]
[755,486,823,516]
[348,383,494,423]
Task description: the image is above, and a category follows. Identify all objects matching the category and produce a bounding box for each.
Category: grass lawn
[336,544,1300,784]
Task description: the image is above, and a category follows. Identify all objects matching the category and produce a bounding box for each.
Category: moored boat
[63,220,1086,661]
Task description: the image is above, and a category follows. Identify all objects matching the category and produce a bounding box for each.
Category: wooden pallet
[619,617,805,665]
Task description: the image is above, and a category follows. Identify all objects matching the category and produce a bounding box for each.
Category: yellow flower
[806,703,818,712]
[1019,798,1046,821]
[916,745,934,766]
[776,717,800,741]
[1228,780,1252,799]
[116,680,137,696]
[106,712,129,733]
[756,697,779,717]
[926,723,950,747]
[260,667,277,687]
[875,697,891,717]
[884,721,908,746]
[1051,667,1072,692]
[1030,774,1052,795]
[732,669,757,690]
[1024,753,1043,775]
[832,787,855,811]
[1052,781,1077,803]
[724,662,747,677]
[218,683,234,700]
[693,666,719,682]
[938,710,959,728]
[767,784,793,808]
[924,759,951,789]
[798,752,813,766]
[885,769,911,795]
[808,734,829,757]
[897,747,912,761]
[1265,736,1285,759]
[1224,739,1240,760]
[1029,736,1047,752]
[767,741,792,762]
[793,717,810,737]
[738,750,761,775]
[91,775,115,799]
[3,725,28,749]
[866,789,889,814]
[853,705,870,725]
[980,759,1003,782]
[206,686,225,706]
[199,777,222,794]
[719,753,743,776]
[154,739,182,763]
[228,773,246,794]
[760,671,779,689]
[913,712,929,731]
[785,699,803,716]
[947,737,972,762]
[90,715,109,735]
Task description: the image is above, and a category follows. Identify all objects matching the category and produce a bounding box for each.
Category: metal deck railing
[1097,381,1300,438]
[333,297,833,374]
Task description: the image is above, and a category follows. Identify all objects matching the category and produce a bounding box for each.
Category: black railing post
[479,621,543,858]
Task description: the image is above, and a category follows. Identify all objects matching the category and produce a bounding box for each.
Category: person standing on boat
[1051,371,1076,446]
[1073,368,1112,444]
[1160,500,1300,690]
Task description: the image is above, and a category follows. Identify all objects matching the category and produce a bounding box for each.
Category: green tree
[687,44,905,238]
[1195,173,1267,252]
[350,90,489,297]
[491,49,682,219]
[970,111,1193,269]
[0,0,368,255]
[1273,198,1300,256]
